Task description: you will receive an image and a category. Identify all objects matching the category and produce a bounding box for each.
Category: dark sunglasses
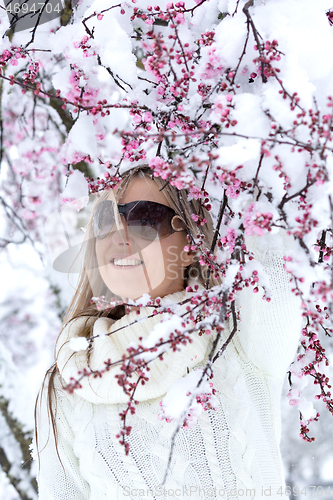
[93,200,186,240]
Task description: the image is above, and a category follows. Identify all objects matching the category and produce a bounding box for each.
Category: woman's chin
[108,277,154,301]
[111,281,162,301]
[100,267,166,302]
[112,288,151,302]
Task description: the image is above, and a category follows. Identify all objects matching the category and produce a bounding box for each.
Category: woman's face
[95,176,193,300]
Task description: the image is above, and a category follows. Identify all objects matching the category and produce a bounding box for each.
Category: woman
[34,165,301,499]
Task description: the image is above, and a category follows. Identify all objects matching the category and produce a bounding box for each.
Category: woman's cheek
[141,242,167,289]
[164,245,182,280]
[95,240,107,267]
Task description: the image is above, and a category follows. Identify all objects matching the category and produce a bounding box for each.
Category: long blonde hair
[35,164,222,462]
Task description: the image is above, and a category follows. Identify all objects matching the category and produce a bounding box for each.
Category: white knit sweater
[35,235,302,500]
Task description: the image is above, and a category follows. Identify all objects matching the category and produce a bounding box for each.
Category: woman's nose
[110,216,131,247]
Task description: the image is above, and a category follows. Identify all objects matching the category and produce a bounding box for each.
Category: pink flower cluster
[253,39,281,80]
[212,94,237,128]
[201,47,224,80]
[191,213,207,226]
[133,2,186,26]
[130,110,153,125]
[272,155,291,190]
[73,35,96,58]
[120,131,147,162]
[0,46,27,71]
[219,227,237,253]
[243,203,273,236]
[65,68,99,112]
[213,166,248,199]
[142,28,195,103]
[149,157,173,179]
[198,30,215,46]
[294,197,318,238]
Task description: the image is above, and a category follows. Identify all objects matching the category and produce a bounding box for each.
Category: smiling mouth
[112,258,143,267]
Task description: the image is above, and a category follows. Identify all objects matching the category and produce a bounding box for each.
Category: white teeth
[113,258,142,266]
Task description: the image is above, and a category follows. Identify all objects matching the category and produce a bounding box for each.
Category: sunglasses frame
[94,200,187,241]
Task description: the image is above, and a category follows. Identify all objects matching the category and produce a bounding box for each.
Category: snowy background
[1,0,333,497]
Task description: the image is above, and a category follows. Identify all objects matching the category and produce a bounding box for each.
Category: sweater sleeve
[34,372,90,500]
[234,231,302,378]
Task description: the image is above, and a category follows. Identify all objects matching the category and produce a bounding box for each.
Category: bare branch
[24,0,51,49]
[205,192,227,288]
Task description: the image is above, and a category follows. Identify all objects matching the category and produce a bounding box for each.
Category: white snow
[69,337,89,352]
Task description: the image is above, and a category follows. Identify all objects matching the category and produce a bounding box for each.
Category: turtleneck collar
[111,287,191,329]
[56,283,214,405]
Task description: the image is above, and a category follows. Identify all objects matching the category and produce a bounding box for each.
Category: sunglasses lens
[93,201,183,240]
[126,202,175,240]
[94,200,115,239]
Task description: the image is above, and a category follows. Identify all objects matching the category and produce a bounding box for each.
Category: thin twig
[278,179,317,210]
[242,0,267,83]
[24,0,51,49]
[212,299,237,363]
[205,192,227,288]
[230,23,250,85]
[318,230,326,264]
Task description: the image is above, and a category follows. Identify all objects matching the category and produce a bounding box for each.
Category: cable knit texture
[56,289,213,405]
[35,234,302,500]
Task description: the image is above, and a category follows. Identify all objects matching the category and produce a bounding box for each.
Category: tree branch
[205,191,228,288]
